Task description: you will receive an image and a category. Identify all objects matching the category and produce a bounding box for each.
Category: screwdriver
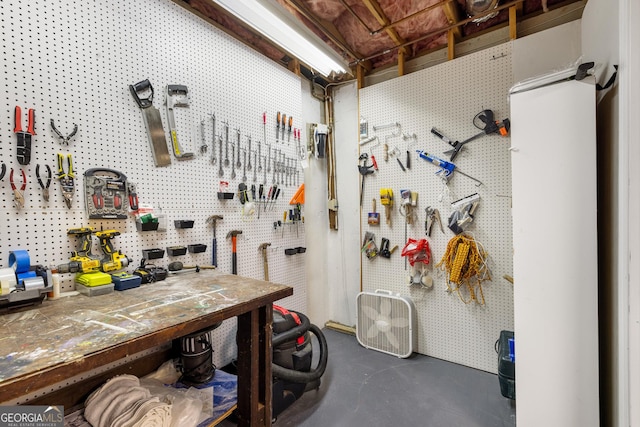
[287,116,293,143]
[263,112,267,146]
[276,112,281,142]
[258,184,264,218]
[271,187,281,211]
[281,114,287,142]
[283,211,287,237]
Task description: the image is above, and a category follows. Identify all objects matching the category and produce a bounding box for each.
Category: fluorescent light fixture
[212,0,348,77]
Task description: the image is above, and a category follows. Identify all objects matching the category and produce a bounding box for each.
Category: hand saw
[129,79,171,167]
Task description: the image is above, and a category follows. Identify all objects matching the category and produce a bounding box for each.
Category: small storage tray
[142,248,165,260]
[188,244,207,253]
[167,246,188,256]
[136,220,159,231]
[174,220,194,229]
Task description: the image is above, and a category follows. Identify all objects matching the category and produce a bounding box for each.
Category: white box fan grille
[356,290,415,358]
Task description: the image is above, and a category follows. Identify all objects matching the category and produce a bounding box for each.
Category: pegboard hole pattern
[359,43,514,374]
[0,0,307,379]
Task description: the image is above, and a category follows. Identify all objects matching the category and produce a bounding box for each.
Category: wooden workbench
[0,270,292,427]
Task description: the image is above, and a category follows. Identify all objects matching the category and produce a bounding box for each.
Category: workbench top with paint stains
[0,271,291,398]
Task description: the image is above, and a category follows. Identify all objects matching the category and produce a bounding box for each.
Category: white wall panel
[0,0,306,369]
[359,44,514,373]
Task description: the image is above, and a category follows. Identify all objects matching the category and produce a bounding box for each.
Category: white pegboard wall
[359,44,514,374]
[0,0,307,368]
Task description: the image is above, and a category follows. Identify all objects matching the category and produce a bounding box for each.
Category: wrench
[272,156,277,184]
[236,129,242,168]
[218,135,224,177]
[242,149,247,183]
[267,145,271,173]
[210,113,216,164]
[253,151,257,182]
[247,136,252,171]
[263,156,267,184]
[200,119,207,153]
[231,144,236,179]
[224,121,230,167]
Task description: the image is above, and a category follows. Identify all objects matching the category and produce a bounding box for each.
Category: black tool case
[496,330,515,400]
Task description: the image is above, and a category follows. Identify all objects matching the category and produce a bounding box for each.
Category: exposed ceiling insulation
[178,0,586,85]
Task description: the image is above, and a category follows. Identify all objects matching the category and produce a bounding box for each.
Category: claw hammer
[207,215,223,267]
[258,242,271,281]
[226,230,243,274]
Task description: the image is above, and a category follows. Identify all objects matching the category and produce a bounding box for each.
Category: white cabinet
[510,72,599,426]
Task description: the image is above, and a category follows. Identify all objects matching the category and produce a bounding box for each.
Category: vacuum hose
[272,311,328,384]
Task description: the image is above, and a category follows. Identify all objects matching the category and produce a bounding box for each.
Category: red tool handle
[27,108,36,135]
[371,155,378,171]
[129,192,139,211]
[263,112,266,125]
[13,106,22,133]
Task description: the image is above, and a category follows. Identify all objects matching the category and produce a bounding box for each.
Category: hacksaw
[166,84,194,160]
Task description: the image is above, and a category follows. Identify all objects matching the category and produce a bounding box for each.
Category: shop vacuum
[271,305,328,418]
[221,305,329,420]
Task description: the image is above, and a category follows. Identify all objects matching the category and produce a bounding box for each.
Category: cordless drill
[58,227,101,273]
[96,229,131,272]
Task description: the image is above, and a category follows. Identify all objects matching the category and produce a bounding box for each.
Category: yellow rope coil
[436,234,491,305]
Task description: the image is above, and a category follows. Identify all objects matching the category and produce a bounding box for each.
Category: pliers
[36,164,52,202]
[10,168,27,209]
[425,206,444,236]
[57,153,75,209]
[14,106,35,165]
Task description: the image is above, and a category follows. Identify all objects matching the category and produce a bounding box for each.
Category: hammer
[258,242,271,281]
[168,261,216,273]
[226,230,243,274]
[206,215,223,267]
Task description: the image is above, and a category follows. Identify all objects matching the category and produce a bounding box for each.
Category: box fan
[356,290,415,358]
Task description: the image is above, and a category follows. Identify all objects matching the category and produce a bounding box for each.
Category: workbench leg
[237,305,273,427]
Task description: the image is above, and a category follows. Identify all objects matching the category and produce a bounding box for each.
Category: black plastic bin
[496,330,515,400]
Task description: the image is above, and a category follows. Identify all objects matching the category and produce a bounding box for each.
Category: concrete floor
[226,328,516,427]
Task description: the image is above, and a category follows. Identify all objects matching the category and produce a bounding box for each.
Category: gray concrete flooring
[227,328,516,426]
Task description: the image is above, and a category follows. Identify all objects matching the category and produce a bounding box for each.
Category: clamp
[57,153,75,209]
[51,119,78,146]
[10,168,27,209]
[36,164,52,202]
[358,153,375,207]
